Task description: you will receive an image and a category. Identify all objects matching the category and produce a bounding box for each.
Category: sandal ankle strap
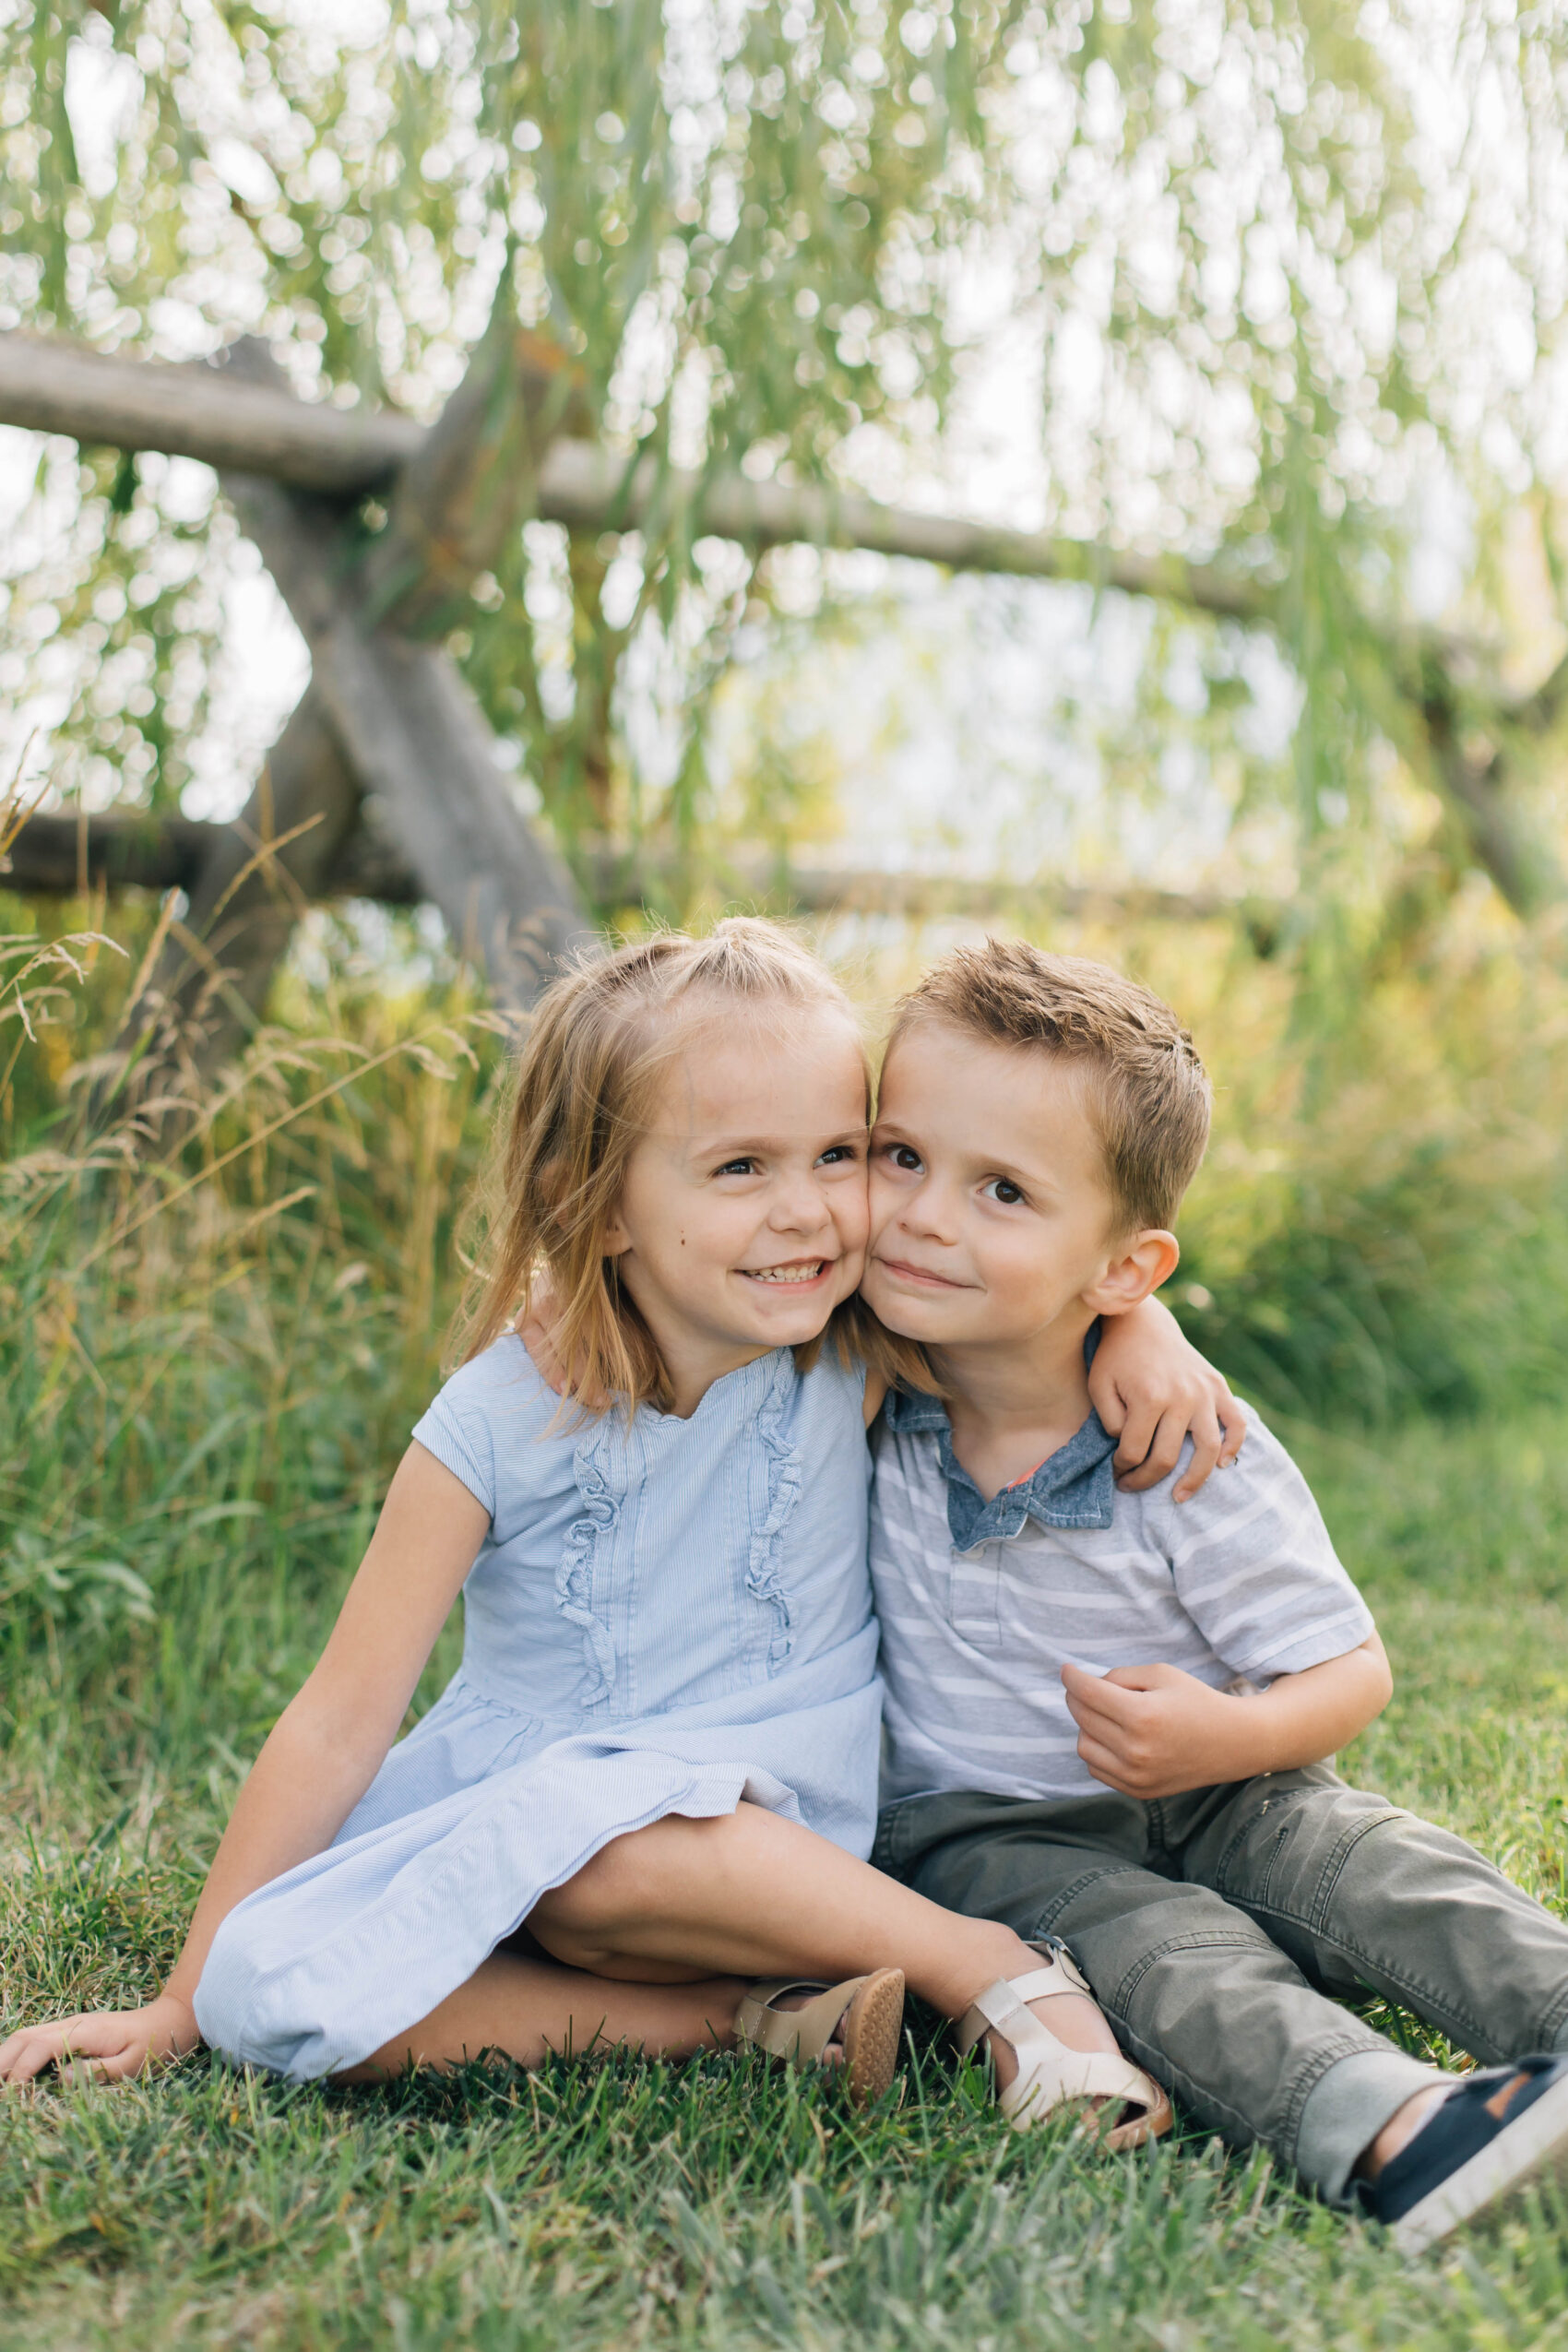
[952,1940,1174,2148]
[956,1940,1093,2057]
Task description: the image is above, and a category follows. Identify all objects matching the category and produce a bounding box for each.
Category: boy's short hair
[888,939,1211,1231]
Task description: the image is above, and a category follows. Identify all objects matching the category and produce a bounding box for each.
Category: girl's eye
[717,1158,756,1178]
[889,1145,923,1173]
[816,1143,861,1166]
[983,1178,1026,1206]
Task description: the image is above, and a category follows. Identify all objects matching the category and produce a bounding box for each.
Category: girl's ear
[1086,1229,1180,1317]
[600,1175,631,1259]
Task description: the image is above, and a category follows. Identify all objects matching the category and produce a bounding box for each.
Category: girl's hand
[1089,1296,1244,1500]
[0,1990,200,2086]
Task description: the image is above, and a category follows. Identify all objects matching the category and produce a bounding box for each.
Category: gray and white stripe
[871,1402,1374,1803]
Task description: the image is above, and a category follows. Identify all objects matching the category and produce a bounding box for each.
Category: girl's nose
[769,1176,832,1232]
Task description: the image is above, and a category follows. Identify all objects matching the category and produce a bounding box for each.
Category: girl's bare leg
[529,1802,1123,2090]
[339,1948,747,2080]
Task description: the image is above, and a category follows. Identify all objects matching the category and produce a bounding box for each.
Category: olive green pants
[873,1767,1568,2204]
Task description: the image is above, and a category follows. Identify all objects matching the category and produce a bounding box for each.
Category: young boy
[863,939,1568,2252]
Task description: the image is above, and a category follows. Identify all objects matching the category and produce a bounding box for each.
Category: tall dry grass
[2,897,510,1827]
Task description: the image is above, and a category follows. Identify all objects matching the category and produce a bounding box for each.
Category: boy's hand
[1062,1660,1244,1797]
[1088,1297,1244,1500]
[0,1991,200,2087]
[1063,1634,1392,1798]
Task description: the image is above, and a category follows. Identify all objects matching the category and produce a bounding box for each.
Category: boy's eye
[983,1178,1026,1206]
[884,1144,923,1173]
[816,1143,861,1166]
[716,1158,756,1177]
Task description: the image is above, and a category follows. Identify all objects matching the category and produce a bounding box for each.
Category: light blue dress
[194,1336,880,2079]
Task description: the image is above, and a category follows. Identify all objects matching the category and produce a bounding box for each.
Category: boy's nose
[897,1192,957,1245]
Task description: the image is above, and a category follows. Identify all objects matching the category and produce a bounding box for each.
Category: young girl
[0,922,1233,2131]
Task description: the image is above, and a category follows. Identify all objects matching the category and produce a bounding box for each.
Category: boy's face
[864,1019,1135,1351]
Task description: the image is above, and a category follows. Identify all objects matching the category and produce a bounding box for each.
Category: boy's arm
[1060,1633,1392,1800]
[1089,1295,1245,1501]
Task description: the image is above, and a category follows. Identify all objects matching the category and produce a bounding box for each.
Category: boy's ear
[1086,1229,1180,1317]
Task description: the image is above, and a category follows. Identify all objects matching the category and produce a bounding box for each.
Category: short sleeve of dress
[412,1397,494,1516]
[410,1335,550,1521]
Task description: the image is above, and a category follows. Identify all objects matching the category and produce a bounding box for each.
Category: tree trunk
[155,689,364,1074]
[219,461,589,1009]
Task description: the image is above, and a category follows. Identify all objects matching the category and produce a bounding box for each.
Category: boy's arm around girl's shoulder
[0,1442,491,2090]
[1090,1294,1248,1501]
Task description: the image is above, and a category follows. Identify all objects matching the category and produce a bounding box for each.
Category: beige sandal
[957,1940,1172,2150]
[735,1967,906,2107]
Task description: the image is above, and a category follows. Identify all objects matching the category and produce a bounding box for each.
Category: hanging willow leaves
[2,0,1566,918]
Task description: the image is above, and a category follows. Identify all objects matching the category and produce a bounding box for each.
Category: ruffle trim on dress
[747,1358,802,1673]
[557,1425,622,1708]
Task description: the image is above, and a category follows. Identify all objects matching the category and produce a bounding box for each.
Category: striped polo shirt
[870,1389,1374,1803]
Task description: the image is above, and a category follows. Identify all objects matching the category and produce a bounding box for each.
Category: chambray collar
[883,1383,1118,1553]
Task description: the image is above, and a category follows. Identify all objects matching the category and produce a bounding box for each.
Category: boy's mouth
[873,1254,970,1290]
[739,1258,831,1286]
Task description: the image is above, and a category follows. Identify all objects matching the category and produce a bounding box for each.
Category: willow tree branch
[3,808,1264,928]
[11,330,1528,649]
[0,330,1265,620]
[216,495,588,1004]
[159,688,366,1073]
[5,328,1562,922]
[530,443,1275,622]
[359,297,594,637]
[0,330,420,491]
[1,808,418,901]
[1421,677,1562,916]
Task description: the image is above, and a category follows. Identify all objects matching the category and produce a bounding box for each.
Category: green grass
[4,1410,1568,2349]
[4,923,1568,2345]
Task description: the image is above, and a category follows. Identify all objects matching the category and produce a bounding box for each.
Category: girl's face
[605,1004,870,1399]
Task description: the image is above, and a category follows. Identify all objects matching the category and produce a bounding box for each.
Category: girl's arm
[1061,1633,1393,1800]
[0,1444,489,2086]
[1089,1295,1244,1501]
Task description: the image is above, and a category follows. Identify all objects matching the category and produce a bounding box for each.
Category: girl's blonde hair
[452,919,866,1414]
